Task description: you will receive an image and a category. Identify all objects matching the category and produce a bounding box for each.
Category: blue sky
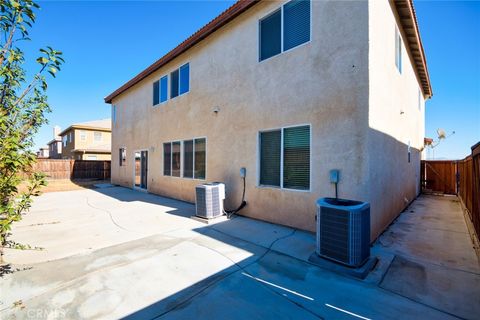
[26,1,479,159]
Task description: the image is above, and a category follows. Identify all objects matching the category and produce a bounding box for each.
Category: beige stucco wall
[60,128,111,159]
[367,0,426,239]
[111,0,370,233]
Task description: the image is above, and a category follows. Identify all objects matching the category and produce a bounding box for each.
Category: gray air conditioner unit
[316,198,370,267]
[195,182,225,219]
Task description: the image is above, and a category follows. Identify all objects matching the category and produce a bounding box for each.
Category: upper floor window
[395,27,402,73]
[259,125,310,190]
[153,63,190,106]
[259,0,311,62]
[62,136,67,147]
[94,131,102,142]
[80,130,87,141]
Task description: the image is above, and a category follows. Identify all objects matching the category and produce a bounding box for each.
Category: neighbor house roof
[105,0,432,103]
[47,137,61,145]
[58,119,111,137]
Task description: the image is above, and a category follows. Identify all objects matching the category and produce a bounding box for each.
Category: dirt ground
[40,179,111,193]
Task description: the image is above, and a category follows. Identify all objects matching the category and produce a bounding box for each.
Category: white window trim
[257,123,312,192]
[258,0,313,63]
[163,136,207,181]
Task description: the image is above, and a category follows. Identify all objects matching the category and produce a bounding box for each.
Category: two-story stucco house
[58,119,112,160]
[46,126,62,159]
[105,0,432,241]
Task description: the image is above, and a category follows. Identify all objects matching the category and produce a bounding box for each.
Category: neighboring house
[47,125,62,159]
[58,119,112,160]
[36,146,49,159]
[105,0,432,241]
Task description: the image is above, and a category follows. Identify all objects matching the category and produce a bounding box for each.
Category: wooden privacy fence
[421,142,480,239]
[421,160,457,194]
[32,159,111,180]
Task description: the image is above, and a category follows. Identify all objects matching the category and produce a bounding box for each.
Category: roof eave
[104,0,259,104]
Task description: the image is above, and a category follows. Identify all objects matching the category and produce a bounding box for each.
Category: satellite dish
[437,128,446,139]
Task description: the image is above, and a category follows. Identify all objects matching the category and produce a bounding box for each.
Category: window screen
[153,80,159,105]
[163,143,171,175]
[160,76,168,103]
[283,0,310,51]
[179,63,190,95]
[94,131,102,142]
[283,125,310,190]
[259,10,281,61]
[183,140,194,178]
[194,138,206,179]
[171,69,179,99]
[172,141,181,177]
[260,130,281,186]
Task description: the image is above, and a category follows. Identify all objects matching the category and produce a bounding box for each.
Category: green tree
[0,0,64,262]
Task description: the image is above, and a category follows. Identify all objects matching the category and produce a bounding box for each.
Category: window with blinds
[283,0,311,51]
[283,126,310,189]
[164,138,206,179]
[260,130,281,186]
[260,10,281,61]
[259,0,311,61]
[259,125,310,190]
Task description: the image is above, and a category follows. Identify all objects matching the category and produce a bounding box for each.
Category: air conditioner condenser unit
[195,182,225,219]
[316,197,370,268]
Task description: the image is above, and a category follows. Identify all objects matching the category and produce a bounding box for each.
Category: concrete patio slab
[1,187,477,319]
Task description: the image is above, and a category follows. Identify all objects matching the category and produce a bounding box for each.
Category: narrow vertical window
[160,75,168,103]
[170,69,179,99]
[94,131,102,142]
[179,63,190,95]
[183,140,194,178]
[194,138,206,179]
[395,28,402,73]
[283,0,311,51]
[153,80,160,105]
[172,141,181,177]
[112,105,117,124]
[80,130,87,141]
[260,130,281,187]
[163,143,171,176]
[283,125,310,190]
[259,10,282,61]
